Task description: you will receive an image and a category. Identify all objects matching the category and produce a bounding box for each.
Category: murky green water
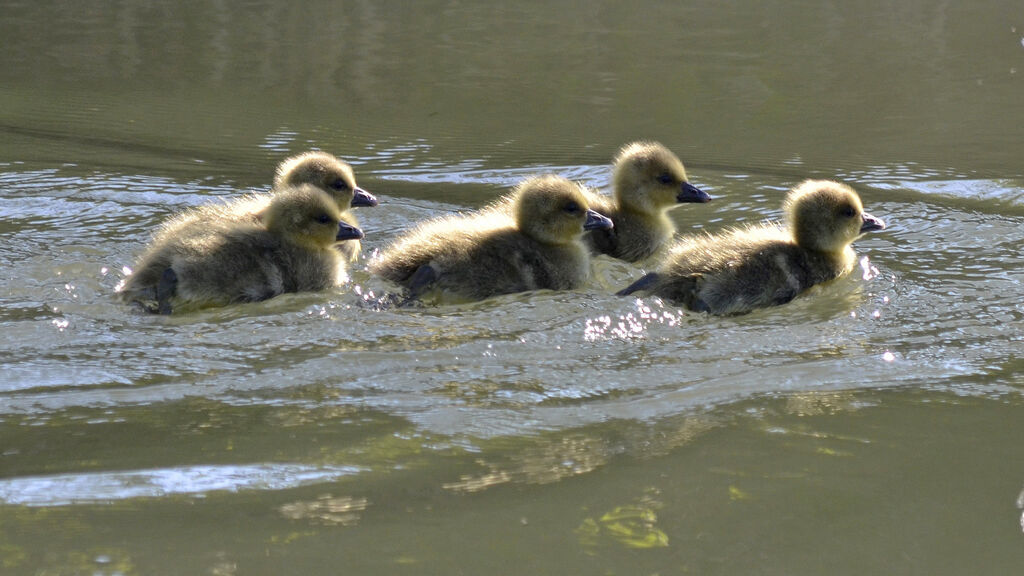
[2,1,1023,574]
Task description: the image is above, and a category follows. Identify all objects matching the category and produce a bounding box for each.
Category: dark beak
[677,181,712,203]
[584,209,614,231]
[336,221,364,241]
[351,187,379,208]
[860,212,886,233]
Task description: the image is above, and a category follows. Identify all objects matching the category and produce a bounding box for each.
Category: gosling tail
[616,272,661,296]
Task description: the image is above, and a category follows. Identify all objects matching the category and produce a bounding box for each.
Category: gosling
[585,141,710,262]
[154,151,377,261]
[370,174,613,302]
[119,185,363,314]
[617,180,885,315]
[273,151,377,261]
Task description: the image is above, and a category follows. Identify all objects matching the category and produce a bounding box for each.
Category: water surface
[2,1,1023,574]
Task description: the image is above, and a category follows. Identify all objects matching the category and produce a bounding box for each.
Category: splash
[583,300,686,341]
[860,255,880,281]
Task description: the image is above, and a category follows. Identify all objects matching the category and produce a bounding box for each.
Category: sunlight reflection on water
[0,464,364,506]
[583,301,688,342]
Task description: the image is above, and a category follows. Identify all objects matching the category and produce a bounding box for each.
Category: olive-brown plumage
[618,180,885,314]
[118,185,362,314]
[153,151,377,261]
[584,141,710,261]
[489,142,708,261]
[370,175,613,302]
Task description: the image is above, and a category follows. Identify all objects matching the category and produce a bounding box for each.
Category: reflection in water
[444,435,610,493]
[445,417,718,493]
[28,549,139,576]
[279,495,369,527]
[0,464,363,506]
[2,0,1024,573]
[1018,486,1024,533]
[3,1,1024,175]
[782,391,862,417]
[576,490,669,550]
[442,465,512,494]
[208,552,239,576]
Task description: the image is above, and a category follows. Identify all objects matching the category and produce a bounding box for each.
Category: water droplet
[882,351,895,362]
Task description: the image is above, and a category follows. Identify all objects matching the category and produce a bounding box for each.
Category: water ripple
[0,165,1021,442]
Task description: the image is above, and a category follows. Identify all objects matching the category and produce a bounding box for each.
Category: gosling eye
[839,205,856,218]
[563,201,583,215]
[656,173,674,185]
[316,214,332,225]
[329,178,350,191]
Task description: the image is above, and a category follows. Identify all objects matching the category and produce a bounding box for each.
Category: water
[2,1,1024,574]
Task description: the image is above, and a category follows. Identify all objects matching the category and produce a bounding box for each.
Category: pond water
[2,1,1023,574]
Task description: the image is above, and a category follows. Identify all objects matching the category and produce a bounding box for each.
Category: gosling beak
[351,186,379,208]
[860,212,886,233]
[584,209,614,231]
[336,221,364,241]
[678,181,712,203]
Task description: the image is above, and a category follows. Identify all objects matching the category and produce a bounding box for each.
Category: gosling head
[513,175,613,245]
[264,184,364,250]
[611,141,711,215]
[785,180,885,253]
[274,151,378,211]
